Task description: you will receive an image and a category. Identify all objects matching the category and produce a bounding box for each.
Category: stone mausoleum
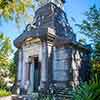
[14,0,91,95]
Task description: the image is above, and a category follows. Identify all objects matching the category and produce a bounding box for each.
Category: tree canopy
[77,5,100,75]
[77,5,100,42]
[0,0,36,23]
[0,0,49,22]
[0,33,13,89]
[0,33,12,68]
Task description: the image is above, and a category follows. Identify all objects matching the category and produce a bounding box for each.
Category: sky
[0,0,100,49]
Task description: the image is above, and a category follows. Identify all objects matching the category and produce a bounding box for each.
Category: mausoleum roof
[14,27,48,48]
[54,36,91,51]
[14,2,91,52]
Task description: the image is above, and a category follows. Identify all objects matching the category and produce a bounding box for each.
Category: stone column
[18,48,23,86]
[40,41,48,91]
[18,49,22,81]
[28,63,34,94]
[22,48,26,87]
[17,48,23,95]
[72,49,80,87]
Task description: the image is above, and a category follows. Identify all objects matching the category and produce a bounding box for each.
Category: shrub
[72,81,100,100]
[0,89,11,97]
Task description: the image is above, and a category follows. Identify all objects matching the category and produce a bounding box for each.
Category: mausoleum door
[28,56,41,93]
[34,56,41,92]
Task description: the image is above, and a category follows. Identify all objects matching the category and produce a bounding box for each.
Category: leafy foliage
[0,33,12,68]
[92,42,100,75]
[9,50,18,82]
[0,0,34,22]
[0,0,46,29]
[0,0,49,24]
[77,5,100,41]
[77,4,100,82]
[0,79,7,90]
[72,81,100,100]
[0,33,13,90]
[74,5,100,96]
[0,89,11,97]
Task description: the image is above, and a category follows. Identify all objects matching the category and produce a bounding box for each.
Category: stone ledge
[0,96,12,100]
[12,95,33,100]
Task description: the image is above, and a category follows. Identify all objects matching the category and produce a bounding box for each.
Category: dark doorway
[34,56,41,92]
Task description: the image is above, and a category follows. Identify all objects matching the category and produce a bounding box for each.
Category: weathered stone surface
[14,1,91,95]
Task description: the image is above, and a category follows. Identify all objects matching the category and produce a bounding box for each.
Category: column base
[40,81,48,93]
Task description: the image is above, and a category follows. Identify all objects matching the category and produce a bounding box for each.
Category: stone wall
[52,45,91,89]
[17,39,42,93]
[53,46,72,88]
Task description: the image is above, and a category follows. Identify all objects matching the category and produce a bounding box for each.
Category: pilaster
[40,41,48,91]
[28,63,34,94]
[18,48,23,86]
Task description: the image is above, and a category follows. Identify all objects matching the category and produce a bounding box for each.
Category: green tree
[92,42,100,77]
[0,0,34,21]
[0,33,13,89]
[0,0,47,29]
[0,33,12,68]
[0,0,48,23]
[9,50,18,82]
[77,5,100,42]
[72,81,100,100]
[77,5,100,79]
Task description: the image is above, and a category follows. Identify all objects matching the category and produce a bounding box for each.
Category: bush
[72,81,100,100]
[0,79,8,90]
[0,89,11,97]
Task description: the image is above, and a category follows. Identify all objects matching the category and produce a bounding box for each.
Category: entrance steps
[12,88,72,100]
[12,93,38,100]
